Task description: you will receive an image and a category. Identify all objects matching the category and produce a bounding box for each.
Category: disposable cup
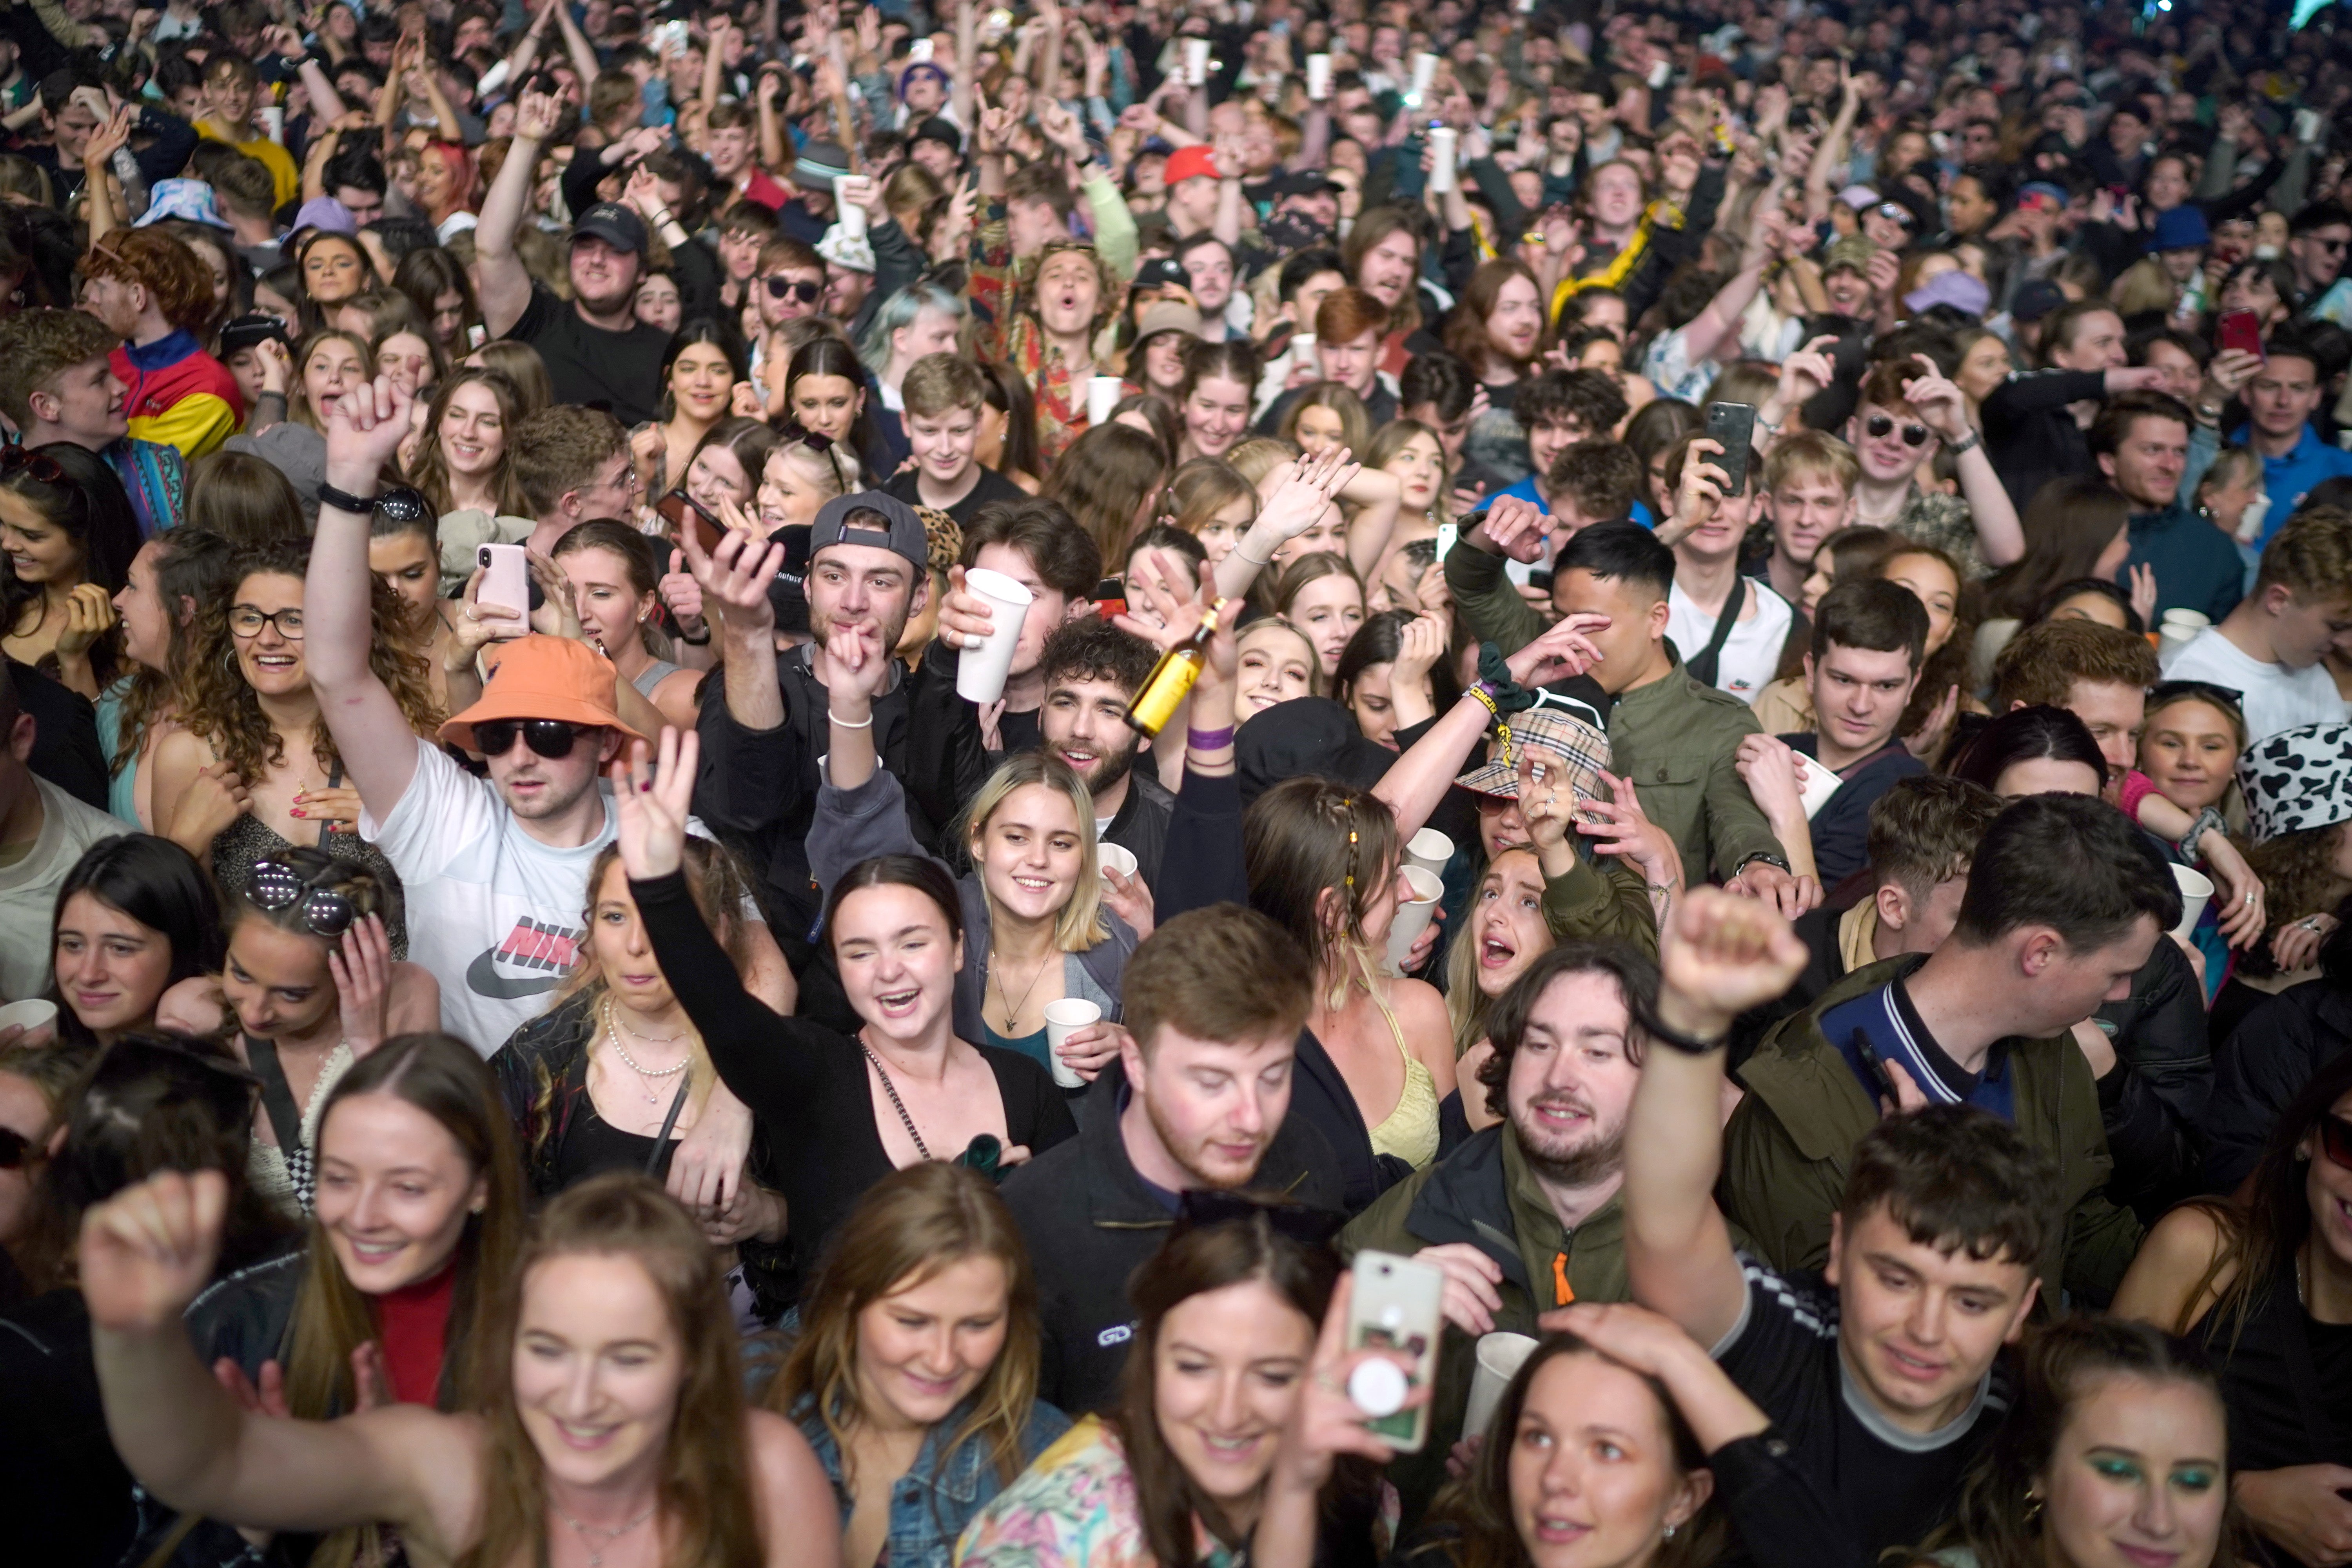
[1042,998,1101,1089]
[1383,866,1445,976]
[1462,1332,1539,1443]
[1797,757,1844,820]
[1428,126,1458,192]
[2171,863,2214,940]
[1410,51,1439,98]
[839,202,868,240]
[1307,53,1332,98]
[0,998,57,1037]
[1294,334,1318,374]
[2159,608,2209,631]
[1087,374,1124,425]
[1184,38,1210,84]
[1406,828,1453,877]
[1098,842,1140,884]
[955,566,1034,705]
[2158,626,2201,664]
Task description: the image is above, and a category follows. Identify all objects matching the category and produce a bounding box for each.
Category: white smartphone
[1346,1250,1446,1454]
[907,37,934,63]
[475,543,532,638]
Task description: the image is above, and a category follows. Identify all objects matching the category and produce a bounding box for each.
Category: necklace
[560,1502,656,1567]
[988,949,1054,1034]
[859,1038,931,1160]
[601,998,690,1106]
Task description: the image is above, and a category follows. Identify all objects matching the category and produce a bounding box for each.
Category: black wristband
[673,619,711,646]
[1632,1000,1729,1056]
[316,481,377,515]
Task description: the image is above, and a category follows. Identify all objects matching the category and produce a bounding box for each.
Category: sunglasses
[1874,201,1917,227]
[0,446,65,483]
[2148,679,2245,712]
[2324,1111,2352,1171]
[764,275,824,302]
[2315,236,2352,254]
[473,717,586,759]
[1866,413,1932,446]
[248,857,357,938]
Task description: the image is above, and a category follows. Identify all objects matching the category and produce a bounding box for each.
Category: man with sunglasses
[2287,200,2352,313]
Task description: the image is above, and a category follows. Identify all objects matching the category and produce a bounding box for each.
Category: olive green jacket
[1444,541,1786,887]
[1544,843,1661,956]
[1723,955,2146,1307]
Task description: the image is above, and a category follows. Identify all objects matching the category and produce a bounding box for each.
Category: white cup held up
[1042,998,1102,1089]
[955,567,1034,706]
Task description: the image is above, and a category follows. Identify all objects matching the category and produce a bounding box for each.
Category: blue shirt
[793,1393,1072,1568]
[2123,502,2246,626]
[2252,425,2352,544]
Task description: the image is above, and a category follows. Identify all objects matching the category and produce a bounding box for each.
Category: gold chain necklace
[988,948,1053,1034]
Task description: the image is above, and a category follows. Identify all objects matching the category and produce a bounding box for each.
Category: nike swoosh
[466,948,569,1000]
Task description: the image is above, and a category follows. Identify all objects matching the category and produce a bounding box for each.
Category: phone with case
[475,544,533,639]
[1702,401,1758,496]
[1345,1250,1445,1453]
[2217,309,2265,360]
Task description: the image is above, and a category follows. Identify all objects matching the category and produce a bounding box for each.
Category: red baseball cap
[1163,145,1220,186]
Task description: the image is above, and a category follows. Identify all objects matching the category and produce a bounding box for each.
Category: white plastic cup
[0,998,58,1038]
[955,566,1034,704]
[1307,53,1332,99]
[1462,1332,1539,1443]
[1383,865,1445,976]
[838,202,868,240]
[1087,374,1124,425]
[1293,334,1318,374]
[2159,608,2210,632]
[1406,828,1454,877]
[2158,626,2201,664]
[2171,863,2215,940]
[1184,37,1210,85]
[260,105,285,144]
[1042,998,1101,1089]
[1428,126,1458,192]
[1410,51,1440,98]
[1797,757,1844,820]
[1098,841,1139,884]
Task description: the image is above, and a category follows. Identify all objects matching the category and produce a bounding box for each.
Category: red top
[375,1257,457,1407]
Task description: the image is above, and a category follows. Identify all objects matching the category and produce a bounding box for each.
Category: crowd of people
[4,0,2352,1564]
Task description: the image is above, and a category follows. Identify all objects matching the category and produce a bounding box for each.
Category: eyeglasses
[1866,413,1932,447]
[0,447,64,483]
[229,605,305,640]
[248,857,358,938]
[2323,1111,2352,1171]
[472,718,586,759]
[764,275,824,303]
[2148,679,2245,712]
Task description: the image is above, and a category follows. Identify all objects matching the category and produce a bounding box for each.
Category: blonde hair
[1225,435,1301,488]
[956,751,1110,951]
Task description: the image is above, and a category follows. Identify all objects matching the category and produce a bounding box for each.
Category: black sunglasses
[473,717,586,759]
[0,446,64,483]
[2148,679,2245,712]
[2324,1111,2352,1171]
[1866,413,1932,447]
[764,275,824,302]
[0,1126,33,1170]
[248,857,357,938]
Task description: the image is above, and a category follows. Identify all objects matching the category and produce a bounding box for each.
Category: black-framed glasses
[248,857,357,938]
[472,718,585,759]
[0,447,64,483]
[764,275,824,302]
[2323,1111,2352,1171]
[2148,679,2246,712]
[1866,413,1932,447]
[228,605,305,640]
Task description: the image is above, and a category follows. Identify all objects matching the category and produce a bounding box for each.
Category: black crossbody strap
[1687,577,1748,690]
[244,1034,316,1212]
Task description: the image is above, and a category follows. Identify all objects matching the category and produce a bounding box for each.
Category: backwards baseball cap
[910,116,963,155]
[1163,145,1221,186]
[572,201,649,256]
[811,491,928,569]
[1269,169,1342,198]
[440,635,644,752]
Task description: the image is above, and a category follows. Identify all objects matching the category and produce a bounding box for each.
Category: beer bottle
[1123,597,1228,738]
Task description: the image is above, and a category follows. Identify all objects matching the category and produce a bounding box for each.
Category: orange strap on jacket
[1553,1252,1574,1306]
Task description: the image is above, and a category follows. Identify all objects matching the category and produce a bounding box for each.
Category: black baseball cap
[910,115,963,155]
[811,491,928,570]
[571,201,649,256]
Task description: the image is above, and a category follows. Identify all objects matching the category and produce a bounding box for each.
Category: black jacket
[694,640,987,968]
[2208,978,2352,1191]
[2095,931,2215,1218]
[1982,367,2107,511]
[1103,767,1176,893]
[998,1061,1345,1418]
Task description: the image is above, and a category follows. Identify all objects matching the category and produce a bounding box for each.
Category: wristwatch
[1945,429,1982,456]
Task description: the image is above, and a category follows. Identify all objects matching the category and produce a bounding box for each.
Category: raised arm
[1623,889,1808,1350]
[1902,356,2023,567]
[1210,446,1363,603]
[310,376,428,821]
[86,1170,455,1541]
[475,87,564,340]
[552,0,604,94]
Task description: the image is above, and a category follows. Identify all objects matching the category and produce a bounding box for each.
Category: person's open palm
[612,727,699,882]
[1256,445,1361,540]
[1504,612,1610,686]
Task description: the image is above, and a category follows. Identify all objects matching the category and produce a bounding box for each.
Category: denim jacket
[791,1392,1071,1568]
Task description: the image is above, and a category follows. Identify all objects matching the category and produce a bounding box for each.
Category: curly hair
[178,538,442,788]
[82,229,217,332]
[2249,822,2348,932]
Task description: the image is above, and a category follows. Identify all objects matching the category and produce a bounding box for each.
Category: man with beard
[1339,942,1666,1506]
[1001,904,1342,1414]
[1037,619,1172,889]
[474,87,717,426]
[689,492,987,994]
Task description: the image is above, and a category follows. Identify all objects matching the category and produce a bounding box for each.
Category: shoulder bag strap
[243,1034,317,1212]
[1686,576,1747,691]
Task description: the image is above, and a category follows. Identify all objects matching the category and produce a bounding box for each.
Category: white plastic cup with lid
[2170,863,2215,940]
[1307,53,1332,99]
[1383,866,1446,976]
[1461,1332,1540,1442]
[1042,998,1101,1089]
[955,567,1034,705]
[1087,374,1124,425]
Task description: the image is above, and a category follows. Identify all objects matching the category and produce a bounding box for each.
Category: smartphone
[2218,309,2265,359]
[2296,107,2324,144]
[475,544,533,637]
[1345,1251,1445,1454]
[1702,402,1758,497]
[655,488,725,558]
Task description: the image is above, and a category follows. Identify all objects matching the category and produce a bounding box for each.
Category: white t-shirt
[1668,578,1793,706]
[2160,627,2349,744]
[362,740,723,1057]
[0,777,130,1002]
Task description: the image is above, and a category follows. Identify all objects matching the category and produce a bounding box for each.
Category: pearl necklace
[601,997,690,1105]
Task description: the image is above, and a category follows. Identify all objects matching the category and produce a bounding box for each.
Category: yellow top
[1366,1003,1440,1171]
[199,122,300,207]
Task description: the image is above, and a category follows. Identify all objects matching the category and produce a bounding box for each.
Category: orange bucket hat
[439,635,645,752]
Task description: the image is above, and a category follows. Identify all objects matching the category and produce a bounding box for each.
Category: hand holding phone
[1344,1251,1445,1453]
[1702,402,1757,497]
[2218,309,2265,360]
[475,544,533,639]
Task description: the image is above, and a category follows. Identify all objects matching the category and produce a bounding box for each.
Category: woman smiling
[48,834,224,1047]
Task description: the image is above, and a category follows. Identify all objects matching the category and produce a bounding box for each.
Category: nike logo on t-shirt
[467,916,583,999]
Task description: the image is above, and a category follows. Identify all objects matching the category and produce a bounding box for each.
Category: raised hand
[56,581,119,659]
[678,523,782,641]
[1417,1241,1505,1336]
[81,1169,229,1334]
[1255,443,1361,539]
[323,375,415,492]
[1502,611,1610,686]
[1654,886,1809,1040]
[1671,437,1732,537]
[2127,563,2158,630]
[167,760,252,849]
[1268,1272,1420,1499]
[1773,334,1840,414]
[514,87,564,142]
[1098,870,1154,942]
[813,615,891,709]
[328,913,394,1055]
[1898,354,1970,441]
[610,727,699,882]
[1474,494,1551,563]
[1116,555,1235,687]
[1577,770,1682,895]
[660,548,706,634]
